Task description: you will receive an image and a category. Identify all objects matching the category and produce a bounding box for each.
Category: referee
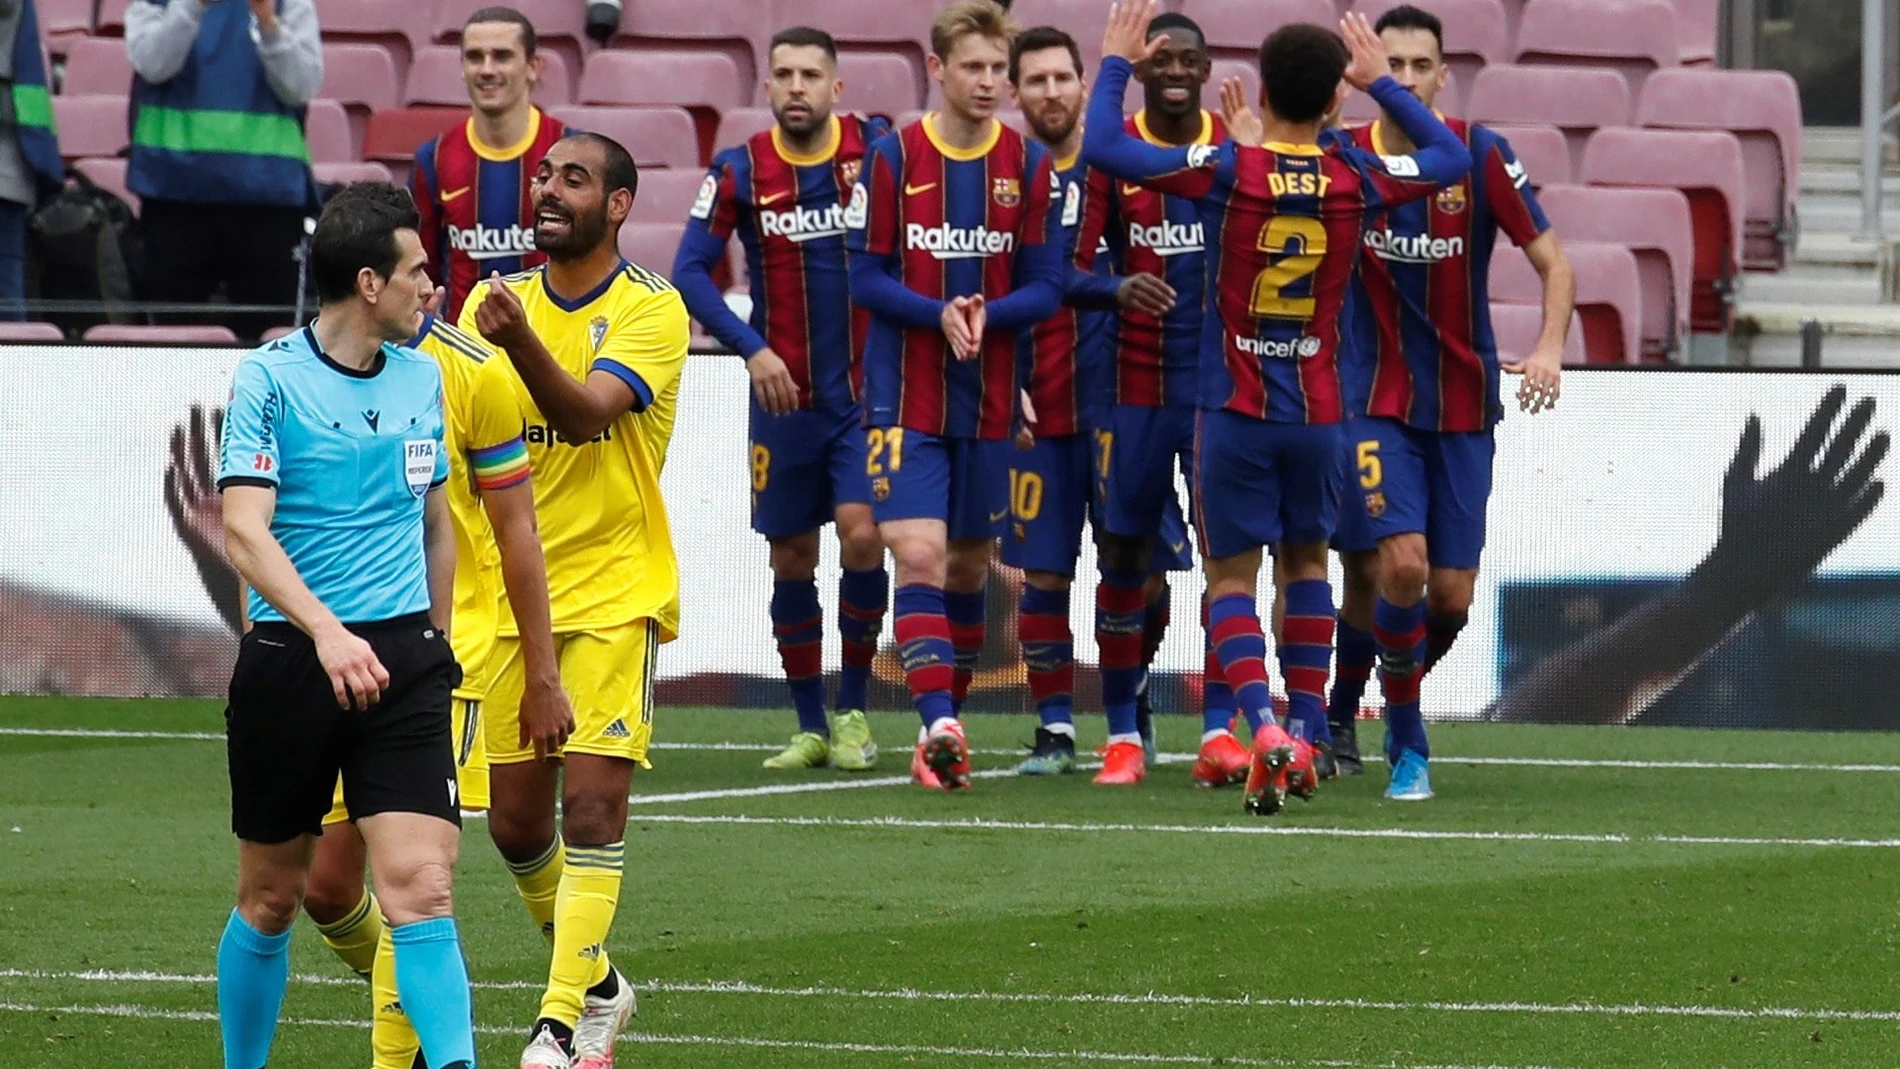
[214,183,476,1069]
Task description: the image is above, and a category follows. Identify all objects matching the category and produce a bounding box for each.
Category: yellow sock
[369,919,421,1069]
[506,838,564,944]
[539,841,623,1026]
[313,891,383,980]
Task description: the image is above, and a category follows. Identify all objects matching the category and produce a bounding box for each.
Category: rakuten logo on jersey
[448,224,536,260]
[905,223,1014,259]
[1127,220,1205,257]
[760,203,849,242]
[1363,229,1465,265]
[1234,333,1323,360]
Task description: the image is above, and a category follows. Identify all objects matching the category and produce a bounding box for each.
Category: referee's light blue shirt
[218,326,450,625]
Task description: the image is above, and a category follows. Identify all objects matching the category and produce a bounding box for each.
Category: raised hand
[1339,11,1389,91]
[473,271,533,351]
[748,347,800,415]
[1116,272,1177,317]
[1104,0,1165,66]
[1219,76,1263,147]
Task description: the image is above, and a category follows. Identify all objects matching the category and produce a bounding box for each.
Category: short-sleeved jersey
[1089,110,1226,408]
[688,113,889,410]
[217,327,449,625]
[1083,58,1467,426]
[1349,118,1551,432]
[414,109,571,322]
[1021,151,1111,438]
[407,314,530,697]
[847,115,1060,439]
[459,260,689,641]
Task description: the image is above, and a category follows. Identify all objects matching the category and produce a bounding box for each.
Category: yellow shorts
[485,620,657,767]
[323,695,490,826]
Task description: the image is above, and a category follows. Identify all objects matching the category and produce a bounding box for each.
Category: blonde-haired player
[465,130,689,1069]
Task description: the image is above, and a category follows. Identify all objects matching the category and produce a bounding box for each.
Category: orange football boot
[1243,723,1296,816]
[1190,732,1251,787]
[921,720,971,790]
[1092,740,1147,785]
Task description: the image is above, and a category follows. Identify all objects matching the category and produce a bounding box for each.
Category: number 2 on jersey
[1249,215,1327,320]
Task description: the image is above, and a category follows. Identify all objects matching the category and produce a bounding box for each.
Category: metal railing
[1863,0,1894,238]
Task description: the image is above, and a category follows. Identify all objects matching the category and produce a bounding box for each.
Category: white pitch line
[626,812,1900,850]
[0,999,1572,1069]
[12,968,1900,1026]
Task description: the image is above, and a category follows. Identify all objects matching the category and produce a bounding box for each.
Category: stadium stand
[1184,0,1339,61]
[1537,184,1695,359]
[318,43,403,147]
[312,161,397,186]
[577,49,746,161]
[1349,0,1509,113]
[404,43,572,107]
[790,0,932,90]
[82,324,240,344]
[0,321,67,341]
[430,0,591,77]
[1512,0,1679,97]
[60,36,132,95]
[92,0,127,36]
[1465,63,1629,177]
[545,104,702,169]
[304,0,428,74]
[1673,0,1721,65]
[39,0,92,54]
[1636,67,1802,270]
[50,94,127,159]
[1580,126,1745,335]
[1480,122,1569,188]
[73,156,135,211]
[604,0,758,89]
[629,169,710,224]
[1492,240,1643,365]
[837,51,926,115]
[1489,300,1587,366]
[714,107,779,149]
[303,99,356,165]
[362,106,464,170]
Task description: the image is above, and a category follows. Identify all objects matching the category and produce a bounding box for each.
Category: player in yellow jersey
[462,131,688,1069]
[294,185,576,1069]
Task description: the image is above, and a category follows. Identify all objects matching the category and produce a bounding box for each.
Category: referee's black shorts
[225,612,464,844]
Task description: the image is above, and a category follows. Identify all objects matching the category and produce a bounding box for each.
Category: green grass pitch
[4,695,1900,1068]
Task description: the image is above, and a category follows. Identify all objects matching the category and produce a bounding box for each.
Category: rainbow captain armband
[470,437,530,491]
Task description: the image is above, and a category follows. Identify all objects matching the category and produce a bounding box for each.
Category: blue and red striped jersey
[1020,151,1119,439]
[1090,110,1226,408]
[1082,58,1470,426]
[1349,118,1550,432]
[413,108,570,322]
[675,113,889,412]
[846,115,1064,440]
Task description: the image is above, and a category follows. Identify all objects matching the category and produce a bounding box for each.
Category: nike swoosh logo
[1121,183,1145,197]
[989,510,1009,523]
[1169,541,1188,555]
[905,182,938,196]
[757,190,791,205]
[441,186,471,202]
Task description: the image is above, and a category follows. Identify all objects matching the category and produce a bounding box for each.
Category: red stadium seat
[1536,184,1694,359]
[545,105,702,170]
[405,45,572,109]
[1479,122,1569,188]
[74,157,136,212]
[1180,0,1338,58]
[0,321,67,341]
[260,325,299,342]
[1489,302,1585,367]
[1208,58,1259,122]
[786,0,932,87]
[1636,67,1801,270]
[1465,64,1629,177]
[305,99,356,164]
[312,0,429,74]
[320,44,402,147]
[609,0,760,89]
[578,50,746,163]
[431,0,590,79]
[1511,0,1678,98]
[1580,127,1743,334]
[1491,241,1641,365]
[1005,0,1119,75]
[83,324,240,345]
[40,0,93,47]
[313,161,398,186]
[1673,0,1720,65]
[51,95,128,159]
[631,169,713,225]
[95,0,128,36]
[838,52,925,117]
[1351,0,1509,114]
[61,37,134,96]
[362,106,464,164]
[617,222,685,276]
[714,107,778,151]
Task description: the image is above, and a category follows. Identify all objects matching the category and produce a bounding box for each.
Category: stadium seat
[1005,0,1120,75]
[714,107,778,150]
[1208,59,1259,123]
[51,95,128,159]
[1636,67,1801,270]
[61,37,134,96]
[1580,127,1744,334]
[1465,64,1629,176]
[608,0,760,89]
[838,52,925,116]
[1511,0,1678,97]
[0,321,66,341]
[431,0,590,78]
[1536,184,1694,360]
[319,44,402,147]
[1674,0,1720,64]
[311,0,428,74]
[788,0,932,87]
[40,0,93,52]
[74,157,135,212]
[83,324,240,345]
[1480,122,1569,188]
[94,0,128,36]
[546,105,702,170]
[405,45,572,108]
[260,325,299,342]
[1488,301,1585,367]
[1180,0,1338,59]
[304,99,356,164]
[313,161,398,187]
[362,106,464,164]
[631,168,713,225]
[617,222,686,276]
[578,50,747,163]
[1490,240,1642,365]
[1350,0,1509,112]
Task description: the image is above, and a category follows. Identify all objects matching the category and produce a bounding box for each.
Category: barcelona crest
[992,177,1021,207]
[1436,183,1467,214]
[872,476,891,502]
[839,158,862,187]
[589,315,609,353]
[1364,491,1387,519]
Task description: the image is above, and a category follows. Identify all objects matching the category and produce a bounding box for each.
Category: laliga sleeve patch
[1061,180,1082,228]
[1380,154,1421,178]
[1186,144,1216,169]
[844,182,869,229]
[689,174,719,220]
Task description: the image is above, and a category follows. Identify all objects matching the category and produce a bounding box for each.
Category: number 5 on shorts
[1357,440,1382,490]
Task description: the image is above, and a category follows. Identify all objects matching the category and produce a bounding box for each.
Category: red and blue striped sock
[1374,596,1429,762]
[770,579,828,736]
[1329,619,1376,729]
[1095,567,1146,738]
[1424,610,1468,675]
[1200,601,1236,734]
[1208,593,1274,731]
[945,588,986,713]
[1018,585,1074,729]
[893,584,955,729]
[1140,581,1170,671]
[835,566,887,711]
[1280,580,1335,745]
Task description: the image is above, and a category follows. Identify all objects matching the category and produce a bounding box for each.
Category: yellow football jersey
[410,315,532,696]
[459,260,689,641]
